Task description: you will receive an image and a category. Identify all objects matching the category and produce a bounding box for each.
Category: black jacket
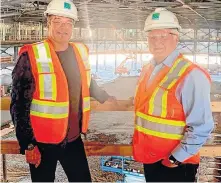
[10,51,110,154]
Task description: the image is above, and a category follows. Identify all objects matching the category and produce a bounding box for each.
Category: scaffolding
[1,23,220,71]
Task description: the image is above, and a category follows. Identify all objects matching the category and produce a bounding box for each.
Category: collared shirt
[148,49,214,162]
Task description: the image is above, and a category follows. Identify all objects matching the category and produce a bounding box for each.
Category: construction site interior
[1,0,221,182]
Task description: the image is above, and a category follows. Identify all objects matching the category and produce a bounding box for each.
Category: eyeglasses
[147,33,177,41]
[51,20,75,28]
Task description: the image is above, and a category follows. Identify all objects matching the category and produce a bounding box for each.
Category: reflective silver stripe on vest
[37,62,53,73]
[149,59,191,117]
[74,43,91,87]
[41,74,53,100]
[35,42,54,74]
[31,103,69,114]
[33,42,57,101]
[160,59,189,89]
[151,87,166,117]
[137,116,185,135]
[36,42,52,63]
[74,43,88,63]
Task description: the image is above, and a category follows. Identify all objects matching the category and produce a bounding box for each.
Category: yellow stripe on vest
[83,97,91,112]
[161,90,168,118]
[39,74,45,99]
[147,57,192,118]
[32,99,68,107]
[30,111,68,119]
[73,43,91,86]
[148,87,160,115]
[32,42,57,101]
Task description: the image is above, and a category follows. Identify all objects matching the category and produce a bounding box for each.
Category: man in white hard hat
[10,0,116,182]
[132,8,214,182]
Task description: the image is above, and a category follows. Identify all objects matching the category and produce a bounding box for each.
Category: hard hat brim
[44,10,79,21]
[144,24,181,32]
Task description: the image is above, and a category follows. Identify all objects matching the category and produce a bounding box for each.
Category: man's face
[147,29,179,61]
[48,15,74,44]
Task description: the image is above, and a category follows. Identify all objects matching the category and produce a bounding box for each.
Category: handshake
[91,96,134,111]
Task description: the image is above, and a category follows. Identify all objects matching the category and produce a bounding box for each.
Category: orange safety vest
[19,39,91,144]
[133,54,211,164]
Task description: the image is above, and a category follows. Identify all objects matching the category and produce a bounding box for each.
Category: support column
[207,28,210,69]
[104,40,106,70]
[140,43,142,68]
[2,20,5,41]
[193,28,197,63]
[41,22,44,39]
[14,22,17,41]
[115,33,117,71]
[25,26,28,40]
[38,23,41,40]
[14,46,18,62]
[96,28,98,73]
[217,30,219,65]
[122,30,125,51]
[135,29,138,71]
[18,22,21,40]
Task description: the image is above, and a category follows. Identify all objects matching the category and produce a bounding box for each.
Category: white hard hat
[144,8,181,32]
[44,0,78,21]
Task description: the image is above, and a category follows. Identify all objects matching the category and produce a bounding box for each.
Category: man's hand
[105,96,134,111]
[106,96,117,103]
[105,96,123,110]
[161,158,178,168]
[25,146,41,168]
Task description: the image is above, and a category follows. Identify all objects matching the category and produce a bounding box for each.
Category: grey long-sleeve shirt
[10,45,110,154]
[148,50,214,162]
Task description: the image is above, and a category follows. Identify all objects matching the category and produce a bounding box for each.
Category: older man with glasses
[132,8,214,182]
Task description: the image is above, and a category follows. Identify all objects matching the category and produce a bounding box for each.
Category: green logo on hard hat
[152,13,160,20]
[64,2,71,10]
